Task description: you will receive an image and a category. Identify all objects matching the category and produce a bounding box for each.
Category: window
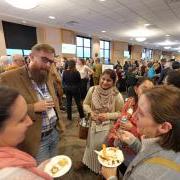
[100,40,110,64]
[76,36,91,58]
[142,48,153,60]
[6,49,31,56]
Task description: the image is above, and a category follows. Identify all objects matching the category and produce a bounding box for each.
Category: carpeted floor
[57,107,100,180]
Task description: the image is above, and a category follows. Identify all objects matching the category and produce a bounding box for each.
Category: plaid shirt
[34,83,57,133]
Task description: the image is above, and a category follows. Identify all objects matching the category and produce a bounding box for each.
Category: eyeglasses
[40,57,54,64]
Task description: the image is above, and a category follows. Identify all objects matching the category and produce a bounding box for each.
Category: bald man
[12,54,25,67]
[5,54,25,71]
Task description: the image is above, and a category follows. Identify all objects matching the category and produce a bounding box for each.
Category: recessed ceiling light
[157,40,179,46]
[135,37,147,42]
[126,28,157,37]
[165,34,170,37]
[22,20,26,24]
[144,24,151,27]
[164,46,171,49]
[48,16,55,19]
[101,30,106,33]
[99,0,106,2]
[6,0,39,9]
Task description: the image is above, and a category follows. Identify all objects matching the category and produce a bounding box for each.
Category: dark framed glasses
[40,57,54,64]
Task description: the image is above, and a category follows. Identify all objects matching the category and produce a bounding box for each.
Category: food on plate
[44,155,72,178]
[102,144,107,158]
[98,146,124,167]
[51,166,59,174]
[58,158,68,167]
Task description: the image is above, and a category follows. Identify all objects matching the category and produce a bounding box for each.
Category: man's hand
[34,100,55,112]
[101,166,117,180]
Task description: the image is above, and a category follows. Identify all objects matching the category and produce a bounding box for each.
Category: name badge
[47,108,56,119]
[95,120,110,132]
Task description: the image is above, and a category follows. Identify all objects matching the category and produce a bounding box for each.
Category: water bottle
[121,115,128,123]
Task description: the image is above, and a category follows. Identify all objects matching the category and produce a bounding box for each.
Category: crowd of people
[0,43,179,180]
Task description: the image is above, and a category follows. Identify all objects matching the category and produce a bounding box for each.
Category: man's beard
[30,68,48,85]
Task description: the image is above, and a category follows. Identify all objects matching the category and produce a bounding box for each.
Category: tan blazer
[0,66,64,157]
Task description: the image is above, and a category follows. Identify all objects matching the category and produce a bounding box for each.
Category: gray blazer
[123,139,180,180]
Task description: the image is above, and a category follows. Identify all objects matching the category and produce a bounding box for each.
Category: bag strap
[145,157,180,172]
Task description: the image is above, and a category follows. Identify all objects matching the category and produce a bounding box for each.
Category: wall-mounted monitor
[124,51,130,58]
[3,21,37,49]
[62,44,76,54]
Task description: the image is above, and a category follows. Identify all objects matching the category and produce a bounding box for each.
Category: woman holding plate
[101,85,180,180]
[78,69,124,174]
[0,86,52,180]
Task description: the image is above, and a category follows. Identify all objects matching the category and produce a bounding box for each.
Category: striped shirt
[34,83,57,133]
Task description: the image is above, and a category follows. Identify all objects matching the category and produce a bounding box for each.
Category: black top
[62,70,81,88]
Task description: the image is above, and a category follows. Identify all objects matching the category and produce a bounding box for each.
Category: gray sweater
[112,138,180,180]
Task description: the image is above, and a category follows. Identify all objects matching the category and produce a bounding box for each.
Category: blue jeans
[36,128,59,164]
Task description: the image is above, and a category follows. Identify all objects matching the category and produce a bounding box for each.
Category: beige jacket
[0,66,64,157]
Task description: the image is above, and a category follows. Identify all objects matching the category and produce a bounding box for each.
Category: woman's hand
[91,112,99,121]
[37,159,50,170]
[101,166,117,179]
[98,113,107,121]
[120,121,133,130]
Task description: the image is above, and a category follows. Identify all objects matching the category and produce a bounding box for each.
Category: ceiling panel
[0,0,179,50]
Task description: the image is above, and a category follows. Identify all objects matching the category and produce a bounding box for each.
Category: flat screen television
[2,21,37,49]
[62,44,76,54]
[124,51,130,58]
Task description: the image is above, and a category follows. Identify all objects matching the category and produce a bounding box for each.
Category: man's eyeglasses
[40,57,54,64]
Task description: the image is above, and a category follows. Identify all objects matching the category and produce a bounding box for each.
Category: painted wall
[36,27,61,55]
[131,45,143,60]
[111,41,128,64]
[153,49,162,61]
[0,21,7,55]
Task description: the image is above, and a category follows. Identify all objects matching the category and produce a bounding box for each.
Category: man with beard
[0,43,65,163]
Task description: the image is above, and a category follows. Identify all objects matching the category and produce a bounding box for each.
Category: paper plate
[98,147,124,168]
[44,155,72,178]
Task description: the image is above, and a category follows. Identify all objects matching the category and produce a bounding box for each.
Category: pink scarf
[0,147,52,180]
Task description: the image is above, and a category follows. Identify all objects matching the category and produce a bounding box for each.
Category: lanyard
[26,65,48,99]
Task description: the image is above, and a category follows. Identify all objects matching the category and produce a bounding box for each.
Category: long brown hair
[143,85,180,152]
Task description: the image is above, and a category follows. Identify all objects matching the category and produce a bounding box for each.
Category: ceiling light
[6,0,40,9]
[135,37,147,42]
[157,40,179,46]
[99,0,106,1]
[126,28,158,37]
[101,30,106,33]
[165,34,170,37]
[22,20,26,24]
[48,16,56,19]
[164,46,171,49]
[144,24,151,27]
